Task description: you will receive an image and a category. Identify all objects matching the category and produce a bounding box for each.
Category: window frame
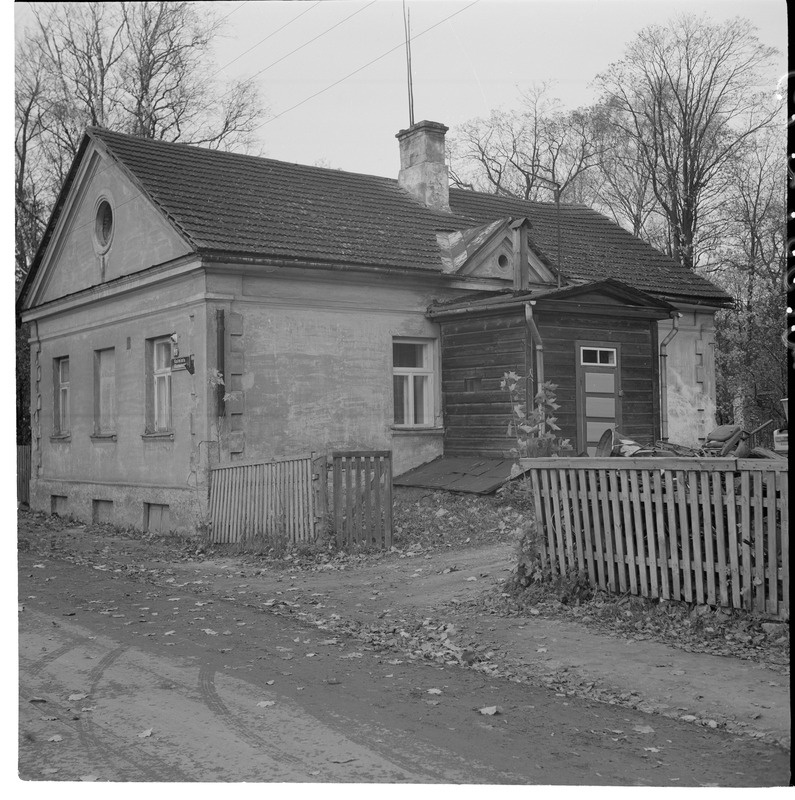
[579,346,617,367]
[392,337,435,429]
[93,347,116,436]
[53,356,70,435]
[146,336,173,434]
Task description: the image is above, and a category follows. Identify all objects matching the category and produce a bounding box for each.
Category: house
[17,120,731,533]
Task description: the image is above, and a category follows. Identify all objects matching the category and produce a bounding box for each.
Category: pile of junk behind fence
[597,398,788,460]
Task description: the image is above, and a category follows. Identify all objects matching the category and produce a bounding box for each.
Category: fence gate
[17,445,31,505]
[209,454,323,545]
[331,451,393,549]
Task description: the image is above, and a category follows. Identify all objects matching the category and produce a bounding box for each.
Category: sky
[11,0,789,179]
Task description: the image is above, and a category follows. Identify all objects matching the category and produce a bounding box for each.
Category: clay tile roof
[89,128,730,306]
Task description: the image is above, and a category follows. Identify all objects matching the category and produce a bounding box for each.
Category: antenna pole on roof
[554,185,561,289]
[403,0,415,127]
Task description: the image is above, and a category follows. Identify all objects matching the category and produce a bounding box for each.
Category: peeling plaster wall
[28,272,211,533]
[659,307,717,446]
[207,269,458,476]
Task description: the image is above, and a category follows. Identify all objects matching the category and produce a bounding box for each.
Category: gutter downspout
[659,311,681,442]
[524,302,544,407]
[29,318,41,470]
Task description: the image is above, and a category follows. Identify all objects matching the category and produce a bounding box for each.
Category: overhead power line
[224,0,378,94]
[258,0,480,129]
[211,2,321,79]
[216,1,250,25]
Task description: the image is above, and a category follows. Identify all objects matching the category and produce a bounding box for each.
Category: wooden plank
[700,472,716,605]
[752,472,765,614]
[333,456,343,548]
[587,470,606,589]
[778,470,788,619]
[373,456,383,548]
[519,456,788,473]
[538,470,557,572]
[628,470,648,597]
[608,470,627,593]
[739,472,753,611]
[364,456,374,546]
[569,470,586,576]
[383,454,393,549]
[688,472,704,605]
[711,472,728,608]
[652,471,669,600]
[725,471,741,609]
[558,469,576,574]
[345,457,354,547]
[664,471,680,602]
[764,471,777,617]
[549,470,567,576]
[530,472,548,566]
[599,469,616,592]
[577,469,596,585]
[641,471,659,597]
[676,470,693,603]
[618,470,638,595]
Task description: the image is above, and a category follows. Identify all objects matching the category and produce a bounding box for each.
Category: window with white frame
[392,339,434,427]
[54,356,70,434]
[94,348,116,434]
[147,337,172,433]
[580,347,616,366]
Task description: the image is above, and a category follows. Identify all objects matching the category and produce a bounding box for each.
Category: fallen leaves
[138,728,153,738]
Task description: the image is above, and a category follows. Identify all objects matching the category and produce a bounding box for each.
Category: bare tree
[15,37,48,281]
[713,126,787,433]
[448,84,602,202]
[594,14,781,270]
[15,1,266,279]
[119,2,261,148]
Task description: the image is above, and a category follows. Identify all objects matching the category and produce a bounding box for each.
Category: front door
[575,341,622,455]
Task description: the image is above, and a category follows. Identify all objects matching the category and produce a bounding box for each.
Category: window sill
[391,426,444,436]
[49,434,71,442]
[142,432,174,441]
[91,433,117,442]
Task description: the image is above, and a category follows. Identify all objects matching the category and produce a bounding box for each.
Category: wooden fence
[523,457,789,619]
[209,454,324,545]
[17,445,31,505]
[331,451,393,549]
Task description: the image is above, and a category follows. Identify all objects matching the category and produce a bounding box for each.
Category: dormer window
[94,198,114,254]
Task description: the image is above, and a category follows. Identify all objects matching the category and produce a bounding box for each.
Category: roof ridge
[89,127,400,184]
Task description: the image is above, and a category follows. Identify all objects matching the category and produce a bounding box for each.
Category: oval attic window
[95,200,113,251]
[497,254,510,270]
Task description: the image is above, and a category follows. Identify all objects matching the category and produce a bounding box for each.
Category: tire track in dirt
[25,642,78,678]
[198,662,310,775]
[74,645,190,781]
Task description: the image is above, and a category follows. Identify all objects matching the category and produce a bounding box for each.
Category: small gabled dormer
[437,216,559,288]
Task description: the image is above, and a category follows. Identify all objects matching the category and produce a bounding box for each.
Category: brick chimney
[396,120,450,212]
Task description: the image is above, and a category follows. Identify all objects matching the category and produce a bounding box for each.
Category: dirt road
[18,549,789,784]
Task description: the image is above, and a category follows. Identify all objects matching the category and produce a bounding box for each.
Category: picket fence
[208,451,393,549]
[209,454,323,545]
[523,457,789,619]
